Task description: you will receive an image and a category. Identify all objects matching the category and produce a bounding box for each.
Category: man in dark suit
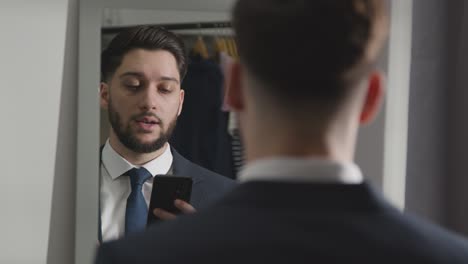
[95,0,468,263]
[98,26,234,242]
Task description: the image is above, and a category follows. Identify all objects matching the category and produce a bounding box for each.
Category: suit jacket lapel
[171,147,204,185]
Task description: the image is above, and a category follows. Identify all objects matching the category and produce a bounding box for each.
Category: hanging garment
[219,51,245,175]
[170,55,236,179]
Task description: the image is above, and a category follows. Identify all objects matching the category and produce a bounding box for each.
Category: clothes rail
[102,21,231,35]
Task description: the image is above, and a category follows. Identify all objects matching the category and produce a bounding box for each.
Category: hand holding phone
[152,199,196,221]
[147,175,193,225]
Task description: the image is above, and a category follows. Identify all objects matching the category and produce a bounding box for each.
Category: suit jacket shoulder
[96,181,468,264]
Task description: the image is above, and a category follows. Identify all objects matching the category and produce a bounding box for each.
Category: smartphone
[147,175,193,225]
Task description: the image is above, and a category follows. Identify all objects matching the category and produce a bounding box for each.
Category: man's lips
[133,116,161,131]
[134,116,160,125]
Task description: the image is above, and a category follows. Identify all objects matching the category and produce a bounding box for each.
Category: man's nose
[139,87,158,111]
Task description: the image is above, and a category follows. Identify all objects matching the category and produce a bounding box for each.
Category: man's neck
[245,140,343,163]
[243,123,356,165]
[108,136,167,166]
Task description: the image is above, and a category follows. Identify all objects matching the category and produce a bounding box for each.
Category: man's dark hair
[101,26,187,82]
[232,0,387,107]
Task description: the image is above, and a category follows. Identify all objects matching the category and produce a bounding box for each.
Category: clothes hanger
[218,24,229,54]
[220,23,231,56]
[214,23,227,54]
[230,36,238,59]
[191,23,209,59]
[226,34,236,58]
[219,24,231,57]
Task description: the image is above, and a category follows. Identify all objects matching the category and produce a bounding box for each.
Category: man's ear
[360,71,385,124]
[225,61,245,111]
[100,82,110,110]
[177,89,185,116]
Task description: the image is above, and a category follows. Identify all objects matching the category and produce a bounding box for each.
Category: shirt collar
[238,157,363,184]
[102,140,173,180]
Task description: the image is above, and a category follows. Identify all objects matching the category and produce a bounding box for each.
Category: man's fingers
[152,200,196,221]
[174,199,197,214]
[153,208,177,220]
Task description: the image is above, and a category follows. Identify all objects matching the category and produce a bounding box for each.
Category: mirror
[77,1,411,263]
[77,1,235,263]
[98,7,239,244]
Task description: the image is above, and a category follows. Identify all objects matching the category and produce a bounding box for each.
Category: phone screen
[147,175,192,225]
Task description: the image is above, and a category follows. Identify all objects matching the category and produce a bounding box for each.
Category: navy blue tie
[125,167,152,235]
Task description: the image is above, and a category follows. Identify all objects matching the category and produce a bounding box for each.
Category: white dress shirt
[238,157,363,184]
[100,140,173,242]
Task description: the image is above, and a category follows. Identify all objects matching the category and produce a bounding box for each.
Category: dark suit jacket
[169,148,236,209]
[98,147,236,241]
[96,181,468,263]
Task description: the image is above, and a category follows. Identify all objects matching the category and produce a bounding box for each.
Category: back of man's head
[232,0,388,114]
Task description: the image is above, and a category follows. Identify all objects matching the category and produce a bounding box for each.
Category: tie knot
[126,167,152,188]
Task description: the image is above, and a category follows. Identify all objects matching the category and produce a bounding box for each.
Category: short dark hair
[101,26,187,82]
[232,0,388,106]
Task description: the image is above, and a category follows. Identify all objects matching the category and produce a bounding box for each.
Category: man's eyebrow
[118,72,179,84]
[160,76,180,84]
[119,72,144,79]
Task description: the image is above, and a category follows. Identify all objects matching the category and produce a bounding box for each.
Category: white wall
[0,1,78,263]
[383,0,413,209]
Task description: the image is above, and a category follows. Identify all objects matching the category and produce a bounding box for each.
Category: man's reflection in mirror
[99,26,235,242]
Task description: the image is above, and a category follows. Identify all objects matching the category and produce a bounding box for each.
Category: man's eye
[125,84,140,91]
[159,86,172,94]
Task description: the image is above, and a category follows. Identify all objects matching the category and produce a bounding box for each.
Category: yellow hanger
[230,37,239,59]
[225,37,231,57]
[215,23,228,55]
[214,36,226,54]
[192,24,209,59]
[227,36,237,58]
[193,36,209,59]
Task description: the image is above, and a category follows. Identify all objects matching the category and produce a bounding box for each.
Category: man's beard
[108,100,177,154]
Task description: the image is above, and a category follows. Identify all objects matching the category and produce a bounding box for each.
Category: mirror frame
[76,0,413,263]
